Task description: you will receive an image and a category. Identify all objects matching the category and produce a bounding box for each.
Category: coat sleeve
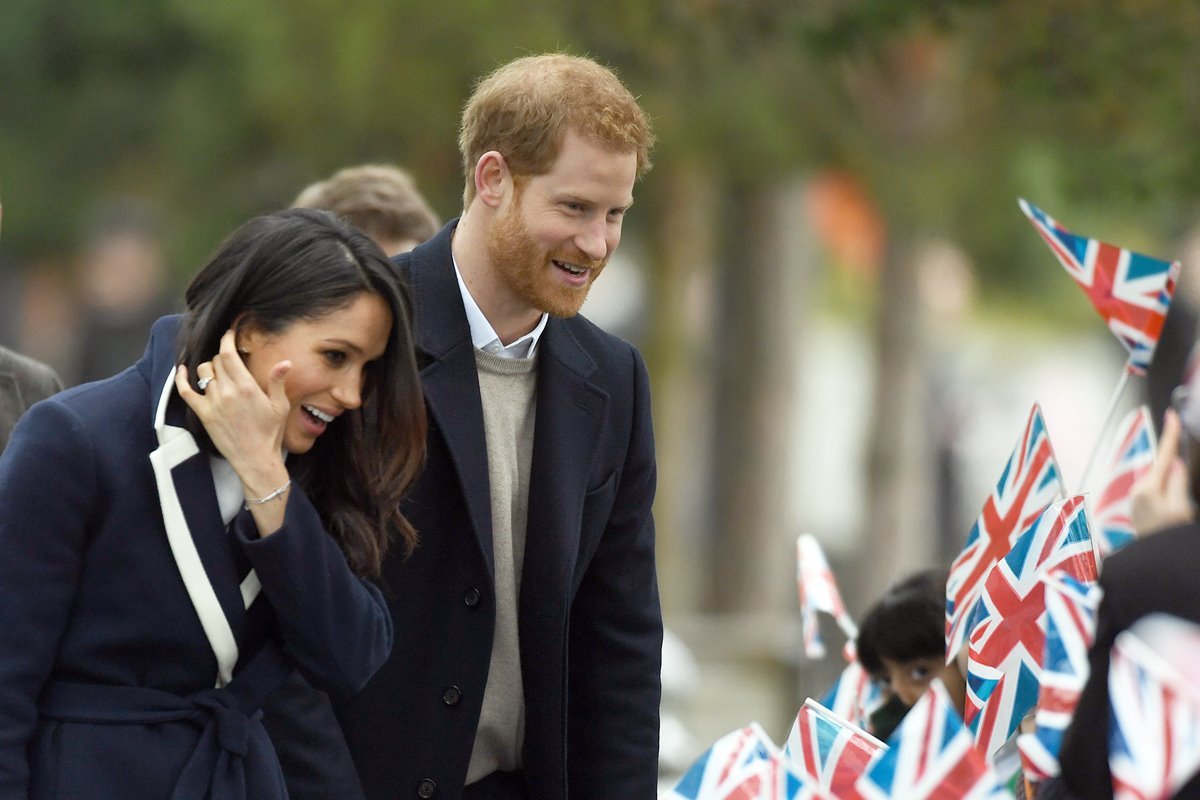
[566,346,663,799]
[0,401,96,795]
[230,492,393,694]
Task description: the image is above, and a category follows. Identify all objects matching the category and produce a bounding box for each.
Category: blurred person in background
[0,197,62,453]
[293,163,441,257]
[0,209,426,799]
[262,165,442,800]
[330,53,662,800]
[72,197,176,385]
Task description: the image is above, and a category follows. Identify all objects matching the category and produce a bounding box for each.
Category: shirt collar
[452,255,548,359]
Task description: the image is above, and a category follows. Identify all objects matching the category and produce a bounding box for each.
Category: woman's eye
[325,350,347,366]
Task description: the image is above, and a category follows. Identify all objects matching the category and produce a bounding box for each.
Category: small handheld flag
[1109,614,1200,800]
[946,403,1065,661]
[964,496,1098,760]
[856,680,1011,800]
[1016,574,1102,782]
[1091,406,1156,558]
[666,723,813,800]
[818,660,885,733]
[797,534,859,660]
[1018,199,1179,376]
[784,699,887,799]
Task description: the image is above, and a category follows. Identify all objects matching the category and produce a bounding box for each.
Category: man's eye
[910,667,931,681]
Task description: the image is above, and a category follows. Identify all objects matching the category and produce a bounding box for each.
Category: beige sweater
[466,348,538,783]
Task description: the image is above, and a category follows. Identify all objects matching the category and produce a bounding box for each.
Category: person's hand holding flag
[1130,408,1194,537]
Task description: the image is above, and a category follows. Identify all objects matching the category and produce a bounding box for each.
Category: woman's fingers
[267,361,292,411]
[1157,408,1184,489]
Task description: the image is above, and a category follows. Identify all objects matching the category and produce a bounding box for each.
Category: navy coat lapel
[142,318,254,686]
[521,320,608,610]
[405,225,496,578]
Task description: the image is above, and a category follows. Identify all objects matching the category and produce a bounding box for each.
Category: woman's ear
[232,316,262,359]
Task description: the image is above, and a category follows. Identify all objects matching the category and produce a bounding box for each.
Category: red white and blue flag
[667,723,814,800]
[1018,199,1180,376]
[818,660,885,734]
[946,403,1065,661]
[964,495,1099,760]
[1091,406,1156,558]
[1016,574,1102,782]
[1109,614,1200,800]
[784,699,887,799]
[856,680,1010,800]
[797,534,859,661]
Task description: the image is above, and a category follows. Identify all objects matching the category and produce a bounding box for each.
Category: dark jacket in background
[1052,523,1200,800]
[0,345,61,455]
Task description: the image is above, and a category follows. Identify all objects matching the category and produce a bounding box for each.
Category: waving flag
[667,723,814,800]
[784,699,887,799]
[964,496,1099,760]
[819,660,885,733]
[1109,614,1200,800]
[1018,199,1179,376]
[1016,574,1102,781]
[946,403,1065,661]
[856,680,1010,800]
[797,534,859,660]
[1090,406,1156,558]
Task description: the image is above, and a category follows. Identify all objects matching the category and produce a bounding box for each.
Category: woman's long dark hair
[177,208,426,578]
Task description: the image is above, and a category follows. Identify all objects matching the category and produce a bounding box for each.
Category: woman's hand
[1130,407,1195,537]
[175,330,292,533]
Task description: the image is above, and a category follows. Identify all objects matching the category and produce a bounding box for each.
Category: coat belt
[39,644,292,800]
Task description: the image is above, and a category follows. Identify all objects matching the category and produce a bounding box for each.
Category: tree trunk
[708,178,817,614]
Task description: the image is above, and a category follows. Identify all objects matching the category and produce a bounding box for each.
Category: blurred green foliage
[1,0,1197,314]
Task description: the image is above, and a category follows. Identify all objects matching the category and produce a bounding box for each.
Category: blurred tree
[4,0,1200,621]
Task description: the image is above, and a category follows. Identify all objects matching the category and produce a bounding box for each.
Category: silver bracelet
[243,479,292,510]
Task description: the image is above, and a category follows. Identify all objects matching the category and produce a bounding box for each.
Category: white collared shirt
[453,257,548,360]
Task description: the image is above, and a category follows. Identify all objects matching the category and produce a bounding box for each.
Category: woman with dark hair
[0,208,425,799]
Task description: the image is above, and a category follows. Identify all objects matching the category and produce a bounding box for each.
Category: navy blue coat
[0,316,393,799]
[330,220,663,799]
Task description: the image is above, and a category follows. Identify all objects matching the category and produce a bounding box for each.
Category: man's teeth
[556,261,585,276]
[304,405,334,423]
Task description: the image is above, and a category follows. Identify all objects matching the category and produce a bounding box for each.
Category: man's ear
[474,151,511,209]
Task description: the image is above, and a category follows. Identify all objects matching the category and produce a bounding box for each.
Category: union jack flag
[964,495,1099,760]
[1091,406,1156,558]
[1016,574,1102,782]
[716,758,814,800]
[819,660,885,733]
[797,534,859,661]
[667,723,814,800]
[1109,614,1200,800]
[1018,198,1180,376]
[784,699,887,799]
[946,403,1065,661]
[856,680,1011,800]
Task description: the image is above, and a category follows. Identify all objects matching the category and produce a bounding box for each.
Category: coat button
[442,685,461,706]
[464,588,481,607]
[417,778,436,798]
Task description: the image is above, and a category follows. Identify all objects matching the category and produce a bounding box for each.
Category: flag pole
[1076,368,1132,494]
